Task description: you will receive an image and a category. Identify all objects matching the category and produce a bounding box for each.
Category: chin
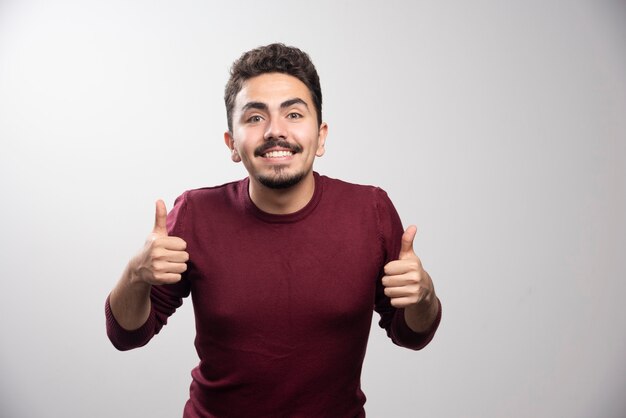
[256,169,306,189]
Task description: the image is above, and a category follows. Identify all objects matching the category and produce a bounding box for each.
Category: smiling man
[106,43,441,418]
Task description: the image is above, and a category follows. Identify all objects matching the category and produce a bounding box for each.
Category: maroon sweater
[106,172,441,417]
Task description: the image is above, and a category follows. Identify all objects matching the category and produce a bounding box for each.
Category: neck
[248,171,316,215]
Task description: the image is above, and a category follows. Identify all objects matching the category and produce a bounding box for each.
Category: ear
[224,131,241,162]
[315,122,328,157]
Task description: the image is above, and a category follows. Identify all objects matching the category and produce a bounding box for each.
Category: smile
[262,150,294,158]
[255,140,303,158]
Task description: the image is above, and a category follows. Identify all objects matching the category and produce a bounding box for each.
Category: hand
[131,200,189,285]
[382,225,435,309]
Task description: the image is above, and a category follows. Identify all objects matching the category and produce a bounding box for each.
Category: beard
[253,139,306,189]
[256,166,306,189]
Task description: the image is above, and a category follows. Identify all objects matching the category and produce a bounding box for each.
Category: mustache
[254,140,303,156]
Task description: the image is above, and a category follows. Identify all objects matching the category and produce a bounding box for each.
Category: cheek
[233,124,265,145]
[292,125,321,146]
[238,145,254,163]
[232,131,257,154]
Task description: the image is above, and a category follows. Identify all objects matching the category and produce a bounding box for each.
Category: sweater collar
[240,171,324,224]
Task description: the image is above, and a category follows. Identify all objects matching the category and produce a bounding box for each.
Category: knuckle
[150,248,163,260]
[409,273,420,284]
[151,260,164,272]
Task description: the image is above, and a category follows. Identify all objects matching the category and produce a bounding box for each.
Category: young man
[106,43,441,417]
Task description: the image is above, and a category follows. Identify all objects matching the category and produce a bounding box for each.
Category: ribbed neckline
[239,171,324,224]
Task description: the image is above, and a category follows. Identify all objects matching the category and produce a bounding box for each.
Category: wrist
[126,258,152,289]
[405,293,439,333]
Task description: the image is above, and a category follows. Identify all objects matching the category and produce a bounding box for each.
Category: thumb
[399,225,417,259]
[153,199,168,235]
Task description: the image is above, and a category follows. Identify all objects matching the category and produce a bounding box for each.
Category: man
[106,43,441,417]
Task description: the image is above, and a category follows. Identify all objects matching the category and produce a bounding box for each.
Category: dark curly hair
[224,43,322,132]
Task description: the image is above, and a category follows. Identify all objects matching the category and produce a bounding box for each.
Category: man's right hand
[131,199,189,285]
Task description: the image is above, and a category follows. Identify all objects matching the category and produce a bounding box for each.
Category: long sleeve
[105,193,192,351]
[373,187,441,350]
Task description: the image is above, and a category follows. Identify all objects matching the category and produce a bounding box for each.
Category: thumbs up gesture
[131,200,189,285]
[382,225,435,309]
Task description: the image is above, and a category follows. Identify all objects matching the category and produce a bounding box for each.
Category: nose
[263,117,287,141]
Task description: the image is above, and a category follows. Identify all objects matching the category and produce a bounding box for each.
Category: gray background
[1,0,625,417]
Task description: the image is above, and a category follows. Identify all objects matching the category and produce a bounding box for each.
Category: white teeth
[263,150,293,158]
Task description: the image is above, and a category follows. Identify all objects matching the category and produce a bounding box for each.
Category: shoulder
[182,178,244,202]
[318,173,391,205]
[172,178,248,215]
[167,178,247,235]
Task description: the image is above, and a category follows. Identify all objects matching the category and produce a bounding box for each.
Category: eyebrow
[280,98,309,110]
[241,98,309,113]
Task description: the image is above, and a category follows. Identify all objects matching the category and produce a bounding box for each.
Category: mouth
[262,150,295,158]
[254,140,302,159]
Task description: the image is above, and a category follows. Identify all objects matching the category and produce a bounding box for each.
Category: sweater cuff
[392,297,442,350]
[105,295,156,351]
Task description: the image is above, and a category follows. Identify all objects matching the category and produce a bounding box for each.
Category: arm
[108,263,153,331]
[106,199,189,348]
[374,188,441,349]
[383,225,440,333]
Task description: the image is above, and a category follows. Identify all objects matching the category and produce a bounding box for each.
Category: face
[224,73,327,189]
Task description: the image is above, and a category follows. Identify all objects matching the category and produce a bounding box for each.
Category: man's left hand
[382,225,435,309]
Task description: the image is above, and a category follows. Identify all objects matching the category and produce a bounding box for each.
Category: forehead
[235,73,313,108]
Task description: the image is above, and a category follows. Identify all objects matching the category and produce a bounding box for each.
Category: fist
[382,225,434,308]
[132,199,189,285]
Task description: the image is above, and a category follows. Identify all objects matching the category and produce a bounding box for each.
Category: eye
[247,115,263,123]
[287,112,302,119]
